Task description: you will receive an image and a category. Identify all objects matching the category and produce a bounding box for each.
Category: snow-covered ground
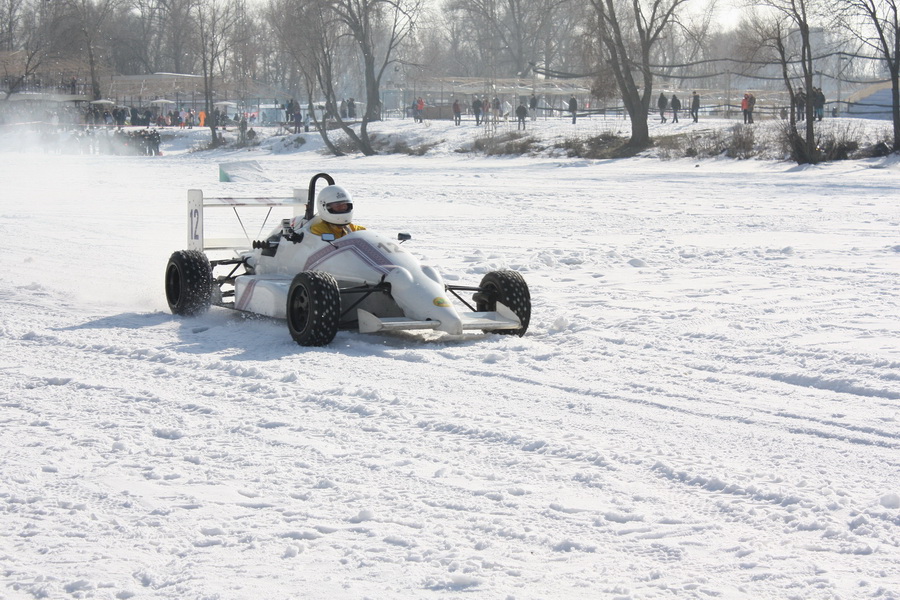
[1,116,899,600]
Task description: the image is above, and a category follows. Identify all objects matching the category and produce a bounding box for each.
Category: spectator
[796,89,807,121]
[516,102,528,130]
[657,92,668,123]
[568,95,578,124]
[813,87,826,121]
[416,97,425,123]
[670,94,681,123]
[452,99,461,125]
[691,91,700,123]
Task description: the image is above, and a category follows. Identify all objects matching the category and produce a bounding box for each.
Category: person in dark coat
[657,92,668,123]
[691,91,700,122]
[670,94,681,123]
[452,99,461,125]
[516,102,528,130]
[813,87,826,120]
[568,95,577,124]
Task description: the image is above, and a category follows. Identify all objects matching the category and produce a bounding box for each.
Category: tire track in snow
[5,280,899,597]
[0,318,808,596]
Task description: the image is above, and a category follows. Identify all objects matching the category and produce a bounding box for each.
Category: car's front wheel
[474,270,531,336]
[165,250,213,315]
[286,272,341,346]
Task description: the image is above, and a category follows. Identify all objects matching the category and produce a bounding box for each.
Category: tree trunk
[87,44,101,100]
[204,70,220,148]
[621,87,650,148]
[308,101,345,157]
[892,75,900,152]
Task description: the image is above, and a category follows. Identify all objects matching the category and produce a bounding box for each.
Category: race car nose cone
[386,266,462,332]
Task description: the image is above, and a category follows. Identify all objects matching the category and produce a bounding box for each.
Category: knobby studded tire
[165,250,213,316]
[475,270,531,336]
[286,271,341,346]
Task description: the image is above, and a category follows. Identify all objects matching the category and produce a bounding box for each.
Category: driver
[310,185,366,239]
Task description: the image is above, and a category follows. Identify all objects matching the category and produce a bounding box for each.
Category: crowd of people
[414,91,708,127]
[110,128,162,155]
[795,87,828,121]
[656,92,701,123]
[429,94,570,128]
[2,86,845,156]
[23,126,161,155]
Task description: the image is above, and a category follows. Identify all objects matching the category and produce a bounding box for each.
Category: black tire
[474,270,531,336]
[165,250,213,316]
[286,272,341,346]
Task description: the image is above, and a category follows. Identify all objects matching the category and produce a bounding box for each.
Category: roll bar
[306,172,335,221]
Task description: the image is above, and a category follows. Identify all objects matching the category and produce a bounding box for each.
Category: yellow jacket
[309,220,366,239]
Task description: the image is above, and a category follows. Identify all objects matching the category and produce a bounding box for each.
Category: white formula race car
[164,173,531,346]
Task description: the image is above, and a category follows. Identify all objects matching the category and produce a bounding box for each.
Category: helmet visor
[327,201,352,214]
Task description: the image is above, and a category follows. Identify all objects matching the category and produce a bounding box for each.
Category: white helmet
[317,185,354,225]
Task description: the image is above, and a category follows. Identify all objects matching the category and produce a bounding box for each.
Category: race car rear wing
[186,189,306,252]
[187,174,336,252]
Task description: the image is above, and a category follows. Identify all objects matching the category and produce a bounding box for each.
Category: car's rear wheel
[165,250,213,315]
[286,272,341,346]
[474,270,531,336]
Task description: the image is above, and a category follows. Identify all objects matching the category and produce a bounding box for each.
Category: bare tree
[538,0,586,74]
[1,0,26,52]
[330,0,421,134]
[750,0,823,162]
[445,0,579,77]
[194,0,240,146]
[108,0,169,73]
[587,0,690,150]
[266,0,351,155]
[228,0,263,95]
[835,0,900,150]
[1,0,71,100]
[164,0,199,73]
[268,0,418,155]
[747,13,814,160]
[60,0,121,99]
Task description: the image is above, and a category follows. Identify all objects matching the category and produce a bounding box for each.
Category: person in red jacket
[415,97,425,123]
[742,92,755,124]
